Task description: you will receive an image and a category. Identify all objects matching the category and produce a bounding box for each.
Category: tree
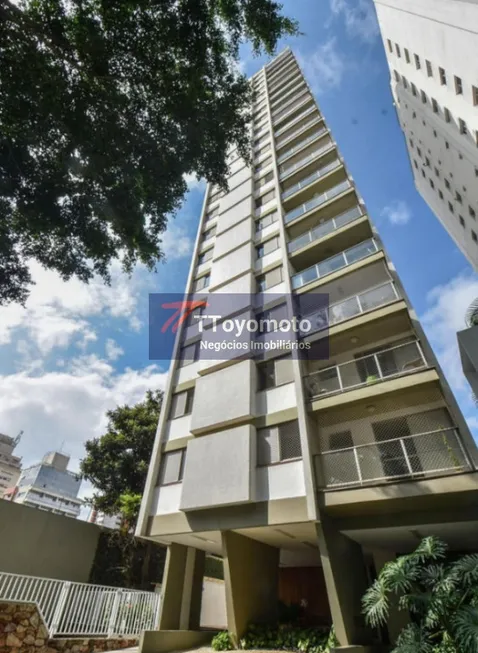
[81,389,163,528]
[362,536,478,653]
[0,0,298,305]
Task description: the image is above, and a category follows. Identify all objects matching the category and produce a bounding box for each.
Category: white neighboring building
[12,451,82,518]
[373,0,478,270]
[0,433,22,497]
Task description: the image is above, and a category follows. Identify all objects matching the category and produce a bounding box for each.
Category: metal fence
[0,572,161,638]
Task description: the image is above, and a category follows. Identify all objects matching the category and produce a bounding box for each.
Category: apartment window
[421,90,427,104]
[460,216,466,228]
[445,178,450,190]
[169,388,194,419]
[472,231,478,243]
[439,67,447,85]
[432,98,439,114]
[444,107,451,123]
[417,147,422,158]
[421,169,426,179]
[473,86,478,106]
[257,266,283,292]
[412,111,417,119]
[257,355,294,391]
[455,192,463,204]
[255,188,276,209]
[413,159,418,170]
[445,141,450,149]
[178,341,200,367]
[197,248,213,266]
[202,225,216,242]
[439,190,444,200]
[209,189,223,204]
[257,236,280,259]
[448,201,454,214]
[193,274,210,292]
[470,206,477,219]
[205,205,219,221]
[187,303,205,326]
[414,54,421,69]
[411,83,417,97]
[404,48,410,63]
[426,60,433,77]
[475,168,478,178]
[402,75,408,89]
[425,156,430,167]
[387,39,393,53]
[409,138,414,149]
[158,450,185,486]
[393,70,400,83]
[257,420,301,465]
[254,133,269,149]
[459,118,467,135]
[255,155,272,174]
[394,43,400,58]
[255,142,271,159]
[256,211,278,232]
[454,76,463,95]
[433,130,437,138]
[429,178,435,190]
[255,171,274,191]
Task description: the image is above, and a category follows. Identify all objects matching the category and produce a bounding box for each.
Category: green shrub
[212,631,234,651]
[239,624,335,652]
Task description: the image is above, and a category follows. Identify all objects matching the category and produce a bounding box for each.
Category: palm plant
[362,536,478,652]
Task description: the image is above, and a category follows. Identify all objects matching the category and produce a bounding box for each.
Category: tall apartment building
[137,49,478,649]
[0,433,22,497]
[373,0,478,270]
[11,451,82,518]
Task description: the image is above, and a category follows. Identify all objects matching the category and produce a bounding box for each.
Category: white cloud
[183,173,206,191]
[297,39,346,95]
[330,0,379,43]
[105,338,124,361]
[421,272,478,398]
[0,357,169,473]
[162,224,194,261]
[381,200,412,226]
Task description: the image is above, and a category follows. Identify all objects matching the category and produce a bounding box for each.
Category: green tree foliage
[0,0,298,305]
[80,389,162,527]
[362,536,478,653]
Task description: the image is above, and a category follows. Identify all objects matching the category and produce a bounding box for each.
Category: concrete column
[371,549,409,644]
[222,531,280,642]
[159,543,205,631]
[316,518,372,648]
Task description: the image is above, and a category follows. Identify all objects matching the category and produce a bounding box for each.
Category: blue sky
[1,0,477,503]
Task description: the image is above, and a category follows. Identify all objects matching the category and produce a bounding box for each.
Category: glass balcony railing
[269,73,303,102]
[275,106,317,138]
[272,94,311,125]
[306,341,427,399]
[280,143,334,179]
[276,116,323,150]
[288,206,363,254]
[292,238,379,290]
[277,127,327,164]
[282,159,342,200]
[316,428,470,489]
[271,82,308,114]
[284,180,352,224]
[298,281,400,336]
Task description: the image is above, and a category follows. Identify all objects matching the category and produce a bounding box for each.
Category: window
[444,107,451,123]
[257,355,294,390]
[157,450,185,486]
[432,98,439,114]
[448,201,454,214]
[257,236,279,259]
[169,388,194,419]
[255,171,274,190]
[255,142,271,159]
[473,86,478,106]
[187,303,205,326]
[409,138,414,149]
[394,70,400,83]
[472,231,477,243]
[404,48,410,63]
[395,43,401,57]
[456,192,463,204]
[433,130,437,138]
[178,341,200,367]
[413,159,418,170]
[439,67,447,85]
[254,133,269,149]
[414,54,421,69]
[402,75,408,89]
[205,206,219,222]
[193,274,210,292]
[475,168,478,178]
[445,141,450,149]
[197,248,213,266]
[255,155,272,174]
[387,39,393,53]
[439,190,444,200]
[209,189,223,204]
[202,225,216,242]
[421,169,426,179]
[470,206,477,220]
[459,118,467,135]
[411,83,417,96]
[417,147,422,158]
[256,211,278,232]
[257,266,283,292]
[425,156,430,167]
[421,90,427,104]
[429,178,435,190]
[445,178,450,190]
[257,420,301,465]
[412,111,417,119]
[255,188,276,209]
[426,60,433,77]
[460,216,465,228]
[454,76,463,95]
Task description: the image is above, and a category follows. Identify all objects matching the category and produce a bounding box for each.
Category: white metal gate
[0,572,161,637]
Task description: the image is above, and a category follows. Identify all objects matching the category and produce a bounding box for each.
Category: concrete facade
[373,0,478,270]
[458,323,478,398]
[0,433,21,497]
[137,49,478,649]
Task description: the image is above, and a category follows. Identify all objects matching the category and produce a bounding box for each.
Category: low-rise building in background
[0,433,22,498]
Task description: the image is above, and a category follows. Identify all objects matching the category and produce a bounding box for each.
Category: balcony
[272,95,311,127]
[317,428,471,489]
[282,159,342,201]
[280,142,335,181]
[278,127,328,165]
[292,238,379,290]
[276,115,323,150]
[306,341,427,400]
[269,71,303,102]
[271,82,308,114]
[285,180,352,225]
[275,106,317,139]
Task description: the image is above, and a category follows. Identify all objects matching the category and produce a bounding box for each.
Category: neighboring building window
[439,67,447,85]
[421,169,426,179]
[257,236,280,259]
[395,43,401,57]
[255,188,276,209]
[411,83,417,96]
[475,168,478,178]
[257,355,294,391]
[445,178,450,190]
[404,48,410,63]
[421,90,427,104]
[393,70,400,82]
[178,341,200,367]
[202,225,216,242]
[187,304,205,326]
[433,130,437,138]
[255,155,272,174]
[469,206,477,219]
[193,274,210,292]
[426,60,433,77]
[157,450,186,486]
[444,107,451,123]
[445,141,450,149]
[472,230,478,243]
[448,201,454,214]
[402,75,408,89]
[169,388,195,419]
[459,118,467,135]
[256,211,278,232]
[409,138,414,149]
[254,132,269,149]
[425,156,430,167]
[414,54,421,69]
[438,190,444,200]
[255,142,272,159]
[417,147,422,158]
[456,192,463,204]
[256,266,283,292]
[429,179,434,190]
[432,98,439,114]
[387,39,393,53]
[255,171,274,191]
[473,86,478,107]
[257,420,302,465]
[454,76,463,95]
[197,249,213,266]
[460,216,466,228]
